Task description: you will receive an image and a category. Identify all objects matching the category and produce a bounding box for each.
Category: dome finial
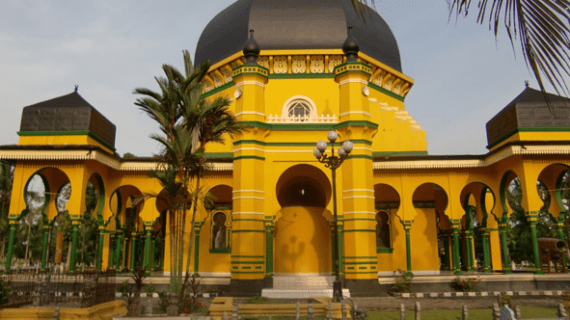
[342,26,359,62]
[525,80,529,87]
[243,29,260,65]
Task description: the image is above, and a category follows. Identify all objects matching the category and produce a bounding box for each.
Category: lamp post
[313,130,353,302]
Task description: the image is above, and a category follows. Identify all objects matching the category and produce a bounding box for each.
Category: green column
[465,230,474,272]
[528,212,544,274]
[130,232,137,270]
[403,220,413,275]
[150,234,155,271]
[144,228,152,272]
[193,224,201,276]
[481,228,491,273]
[451,221,462,275]
[464,206,474,272]
[69,223,79,273]
[557,219,569,272]
[337,221,344,280]
[4,223,16,271]
[108,233,115,270]
[96,227,106,271]
[115,231,123,271]
[40,225,50,272]
[499,221,511,274]
[265,222,273,278]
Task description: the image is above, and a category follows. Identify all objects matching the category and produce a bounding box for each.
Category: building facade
[2,0,570,295]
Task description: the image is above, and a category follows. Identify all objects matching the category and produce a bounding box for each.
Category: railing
[267,114,337,123]
[1,268,116,308]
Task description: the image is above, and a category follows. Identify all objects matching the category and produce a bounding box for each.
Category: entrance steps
[261,275,350,299]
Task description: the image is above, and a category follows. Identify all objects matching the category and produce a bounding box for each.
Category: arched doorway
[274,164,332,274]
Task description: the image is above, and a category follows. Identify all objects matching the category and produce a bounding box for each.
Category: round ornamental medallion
[234,88,242,99]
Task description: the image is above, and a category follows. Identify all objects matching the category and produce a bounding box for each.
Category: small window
[281,95,317,121]
[288,100,311,119]
[376,211,391,249]
[211,212,228,250]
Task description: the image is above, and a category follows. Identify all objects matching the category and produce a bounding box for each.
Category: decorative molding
[235,111,265,118]
[232,196,265,200]
[338,79,368,86]
[343,189,374,193]
[291,55,307,73]
[343,211,376,215]
[339,110,371,117]
[342,195,375,200]
[267,113,337,124]
[235,81,265,88]
[232,212,265,215]
[233,147,265,153]
[233,190,265,194]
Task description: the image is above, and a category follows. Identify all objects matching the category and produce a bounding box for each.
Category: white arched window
[282,95,317,121]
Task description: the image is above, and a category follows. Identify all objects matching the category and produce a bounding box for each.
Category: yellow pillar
[229,50,269,292]
[334,59,378,282]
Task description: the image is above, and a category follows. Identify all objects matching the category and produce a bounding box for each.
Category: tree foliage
[506,177,557,263]
[356,0,570,105]
[134,50,241,305]
[447,0,570,104]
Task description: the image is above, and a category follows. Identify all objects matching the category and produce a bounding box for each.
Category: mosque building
[2,0,570,296]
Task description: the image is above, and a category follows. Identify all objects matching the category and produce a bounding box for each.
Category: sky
[0,0,559,157]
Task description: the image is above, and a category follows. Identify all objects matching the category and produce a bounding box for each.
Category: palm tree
[135,50,241,305]
[182,89,243,276]
[356,0,570,103]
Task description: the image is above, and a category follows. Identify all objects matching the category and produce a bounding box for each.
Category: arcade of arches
[3,0,570,296]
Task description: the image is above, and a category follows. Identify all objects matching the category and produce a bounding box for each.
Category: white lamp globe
[338,147,347,157]
[327,130,338,142]
[313,148,322,158]
[342,141,354,153]
[316,140,327,152]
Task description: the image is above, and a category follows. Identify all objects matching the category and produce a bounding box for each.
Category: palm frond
[449,0,570,106]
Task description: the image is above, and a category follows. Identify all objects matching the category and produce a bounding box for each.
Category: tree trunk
[25,218,32,263]
[65,241,72,271]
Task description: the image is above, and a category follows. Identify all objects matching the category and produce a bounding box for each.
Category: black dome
[194,0,402,72]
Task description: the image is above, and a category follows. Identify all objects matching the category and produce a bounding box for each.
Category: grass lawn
[366,306,559,320]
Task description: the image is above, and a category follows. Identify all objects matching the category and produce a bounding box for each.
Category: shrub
[158,291,169,313]
[451,277,479,292]
[391,269,413,293]
[144,283,155,294]
[0,279,12,306]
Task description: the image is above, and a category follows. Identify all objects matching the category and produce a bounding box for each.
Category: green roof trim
[487,126,570,149]
[233,155,265,161]
[377,247,394,254]
[239,120,378,131]
[233,140,345,147]
[17,130,116,151]
[204,152,233,159]
[202,81,235,99]
[367,82,405,102]
[346,154,373,160]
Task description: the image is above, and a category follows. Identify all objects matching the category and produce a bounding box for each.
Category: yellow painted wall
[274,206,331,274]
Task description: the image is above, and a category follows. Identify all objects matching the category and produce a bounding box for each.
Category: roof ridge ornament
[342,26,359,62]
[243,29,260,65]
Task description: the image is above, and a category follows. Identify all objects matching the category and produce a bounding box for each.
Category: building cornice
[0,145,233,172]
[372,141,570,170]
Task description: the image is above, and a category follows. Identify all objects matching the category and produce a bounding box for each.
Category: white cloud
[64,38,94,52]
